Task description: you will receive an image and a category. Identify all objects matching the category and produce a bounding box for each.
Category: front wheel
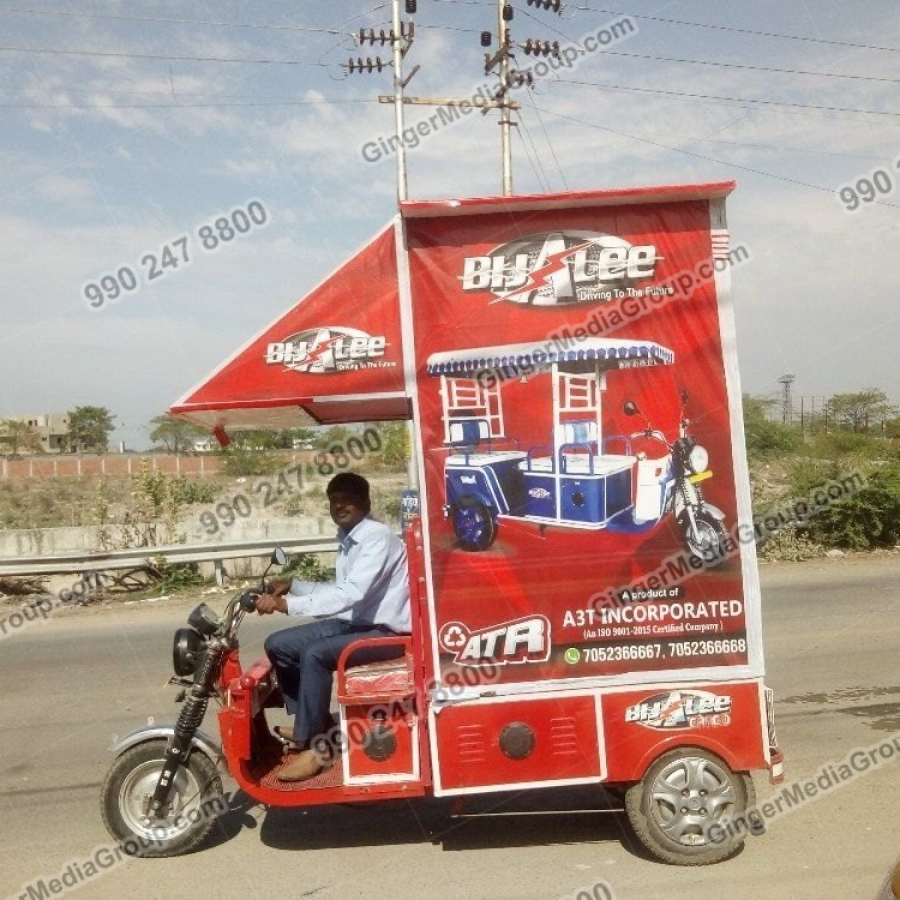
[625,748,756,865]
[679,510,727,567]
[451,495,497,551]
[100,739,224,857]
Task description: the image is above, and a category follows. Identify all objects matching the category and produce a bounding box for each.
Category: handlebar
[238,591,259,612]
[630,428,670,447]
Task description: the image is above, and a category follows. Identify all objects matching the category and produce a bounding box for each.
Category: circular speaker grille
[362,725,397,762]
[499,721,536,760]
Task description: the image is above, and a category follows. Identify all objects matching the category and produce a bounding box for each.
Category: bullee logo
[265,326,390,374]
[461,231,659,306]
[439,616,551,666]
[625,690,732,730]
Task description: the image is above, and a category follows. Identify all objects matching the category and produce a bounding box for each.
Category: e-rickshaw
[102,182,783,867]
[427,337,728,560]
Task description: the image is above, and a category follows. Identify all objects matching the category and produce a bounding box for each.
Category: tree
[228,429,281,450]
[826,388,897,433]
[380,422,410,469]
[148,414,208,454]
[0,420,43,458]
[66,406,115,453]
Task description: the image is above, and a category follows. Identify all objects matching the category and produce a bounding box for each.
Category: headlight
[188,603,220,637]
[173,627,205,677]
[688,444,709,474]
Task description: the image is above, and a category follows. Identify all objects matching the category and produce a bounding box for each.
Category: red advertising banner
[404,184,760,688]
[171,223,407,431]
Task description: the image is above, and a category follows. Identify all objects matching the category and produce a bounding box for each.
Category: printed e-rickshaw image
[101,182,783,868]
[427,337,728,560]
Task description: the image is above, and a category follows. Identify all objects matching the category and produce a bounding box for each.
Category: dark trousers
[264,618,403,744]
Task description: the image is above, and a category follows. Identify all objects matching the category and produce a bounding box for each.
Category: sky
[1,0,899,449]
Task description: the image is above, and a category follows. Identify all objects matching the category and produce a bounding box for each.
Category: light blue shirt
[286,516,411,633]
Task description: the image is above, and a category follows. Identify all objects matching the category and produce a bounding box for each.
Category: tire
[625,747,756,866]
[100,738,224,858]
[680,510,727,567]
[451,495,497,551]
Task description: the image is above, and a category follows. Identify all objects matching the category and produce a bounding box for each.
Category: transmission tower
[777,373,795,425]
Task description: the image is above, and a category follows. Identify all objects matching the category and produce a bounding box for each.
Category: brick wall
[0,454,223,480]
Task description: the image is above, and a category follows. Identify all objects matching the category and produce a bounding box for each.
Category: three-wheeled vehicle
[427,337,728,560]
[102,182,783,866]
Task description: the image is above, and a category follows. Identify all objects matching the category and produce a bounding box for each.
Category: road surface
[1,556,898,900]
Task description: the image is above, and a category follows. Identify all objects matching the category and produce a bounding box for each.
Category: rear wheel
[625,747,756,865]
[451,495,497,551]
[100,739,224,857]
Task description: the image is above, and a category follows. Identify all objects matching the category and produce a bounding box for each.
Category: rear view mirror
[272,547,287,566]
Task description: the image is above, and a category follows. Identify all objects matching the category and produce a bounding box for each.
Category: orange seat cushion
[343,658,413,697]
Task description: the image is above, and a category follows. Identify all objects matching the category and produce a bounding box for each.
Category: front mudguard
[109,725,222,768]
[700,502,726,522]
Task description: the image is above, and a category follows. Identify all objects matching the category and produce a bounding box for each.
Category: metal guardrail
[0,535,340,578]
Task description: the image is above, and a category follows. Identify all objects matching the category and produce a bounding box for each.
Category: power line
[0,98,377,109]
[528,104,900,210]
[523,93,567,188]
[553,77,900,119]
[0,44,336,66]
[568,4,900,54]
[0,6,352,35]
[513,113,551,192]
[581,47,900,86]
[590,127,887,161]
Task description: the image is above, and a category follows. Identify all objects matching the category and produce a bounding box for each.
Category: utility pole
[497,1,514,195]
[350,1,417,203]
[357,1,564,200]
[376,7,520,200]
[392,0,409,201]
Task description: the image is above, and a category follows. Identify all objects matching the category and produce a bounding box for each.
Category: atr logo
[625,690,733,730]
[439,616,551,666]
[461,231,660,306]
[265,326,392,374]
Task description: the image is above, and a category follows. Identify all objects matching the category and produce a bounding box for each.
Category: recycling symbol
[441,623,468,651]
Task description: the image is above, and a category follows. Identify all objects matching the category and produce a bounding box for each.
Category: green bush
[281,552,331,582]
[148,556,205,595]
[218,447,287,477]
[789,461,900,550]
[808,431,883,461]
[742,396,800,462]
[756,526,824,562]
[169,477,216,505]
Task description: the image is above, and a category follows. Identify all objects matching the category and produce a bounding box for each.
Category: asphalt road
[1,556,899,900]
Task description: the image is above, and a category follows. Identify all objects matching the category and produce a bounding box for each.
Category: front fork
[148,650,218,818]
[674,478,702,540]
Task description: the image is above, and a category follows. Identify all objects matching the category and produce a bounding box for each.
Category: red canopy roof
[170,221,409,434]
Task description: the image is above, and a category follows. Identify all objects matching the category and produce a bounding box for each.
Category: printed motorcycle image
[622,393,728,564]
[427,338,727,563]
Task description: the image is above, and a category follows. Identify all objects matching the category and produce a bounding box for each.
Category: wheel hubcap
[457,507,486,543]
[650,756,736,847]
[118,760,203,842]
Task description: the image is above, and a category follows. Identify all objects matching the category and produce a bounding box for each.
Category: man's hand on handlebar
[255,593,288,615]
[267,578,292,597]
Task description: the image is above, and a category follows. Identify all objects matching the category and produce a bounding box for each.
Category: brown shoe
[278,749,328,782]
